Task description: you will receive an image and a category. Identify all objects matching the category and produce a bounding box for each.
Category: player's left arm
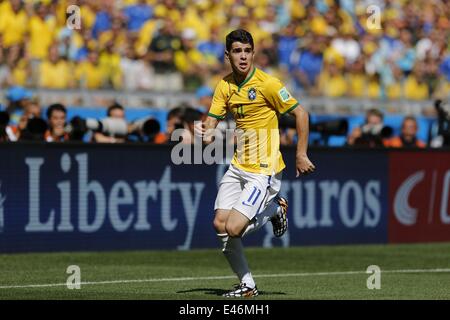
[289,106,316,177]
[262,79,315,176]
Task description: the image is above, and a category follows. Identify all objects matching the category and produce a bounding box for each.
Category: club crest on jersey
[248,88,257,100]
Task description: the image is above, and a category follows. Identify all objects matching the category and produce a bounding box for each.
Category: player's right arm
[195,81,227,143]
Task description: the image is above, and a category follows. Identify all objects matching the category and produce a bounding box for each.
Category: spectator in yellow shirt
[318,62,347,97]
[99,41,122,89]
[80,2,97,30]
[28,2,57,86]
[11,58,29,87]
[135,18,159,57]
[3,44,29,87]
[153,0,181,20]
[174,28,205,91]
[76,50,106,89]
[177,5,209,42]
[385,66,403,100]
[0,0,28,48]
[0,0,12,23]
[38,45,73,89]
[433,77,450,100]
[346,57,368,98]
[195,1,227,38]
[367,73,382,99]
[28,3,55,60]
[99,17,128,54]
[197,26,225,71]
[404,63,429,100]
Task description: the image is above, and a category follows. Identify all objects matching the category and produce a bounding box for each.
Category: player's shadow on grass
[176,288,287,296]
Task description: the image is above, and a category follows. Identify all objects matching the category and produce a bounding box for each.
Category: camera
[279,114,348,135]
[128,117,161,142]
[360,123,393,138]
[20,117,48,141]
[311,119,349,137]
[354,124,392,147]
[66,116,128,141]
[279,113,349,145]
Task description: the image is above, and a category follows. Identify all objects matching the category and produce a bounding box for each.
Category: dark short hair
[46,103,66,119]
[226,29,254,51]
[182,107,202,124]
[107,102,124,117]
[402,115,417,126]
[366,108,384,120]
[167,106,184,120]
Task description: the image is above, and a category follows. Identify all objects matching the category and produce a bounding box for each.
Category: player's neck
[233,67,255,86]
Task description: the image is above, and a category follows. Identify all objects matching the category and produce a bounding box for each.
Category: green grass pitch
[0,242,449,299]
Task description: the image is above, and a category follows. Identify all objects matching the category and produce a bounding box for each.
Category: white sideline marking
[1,268,450,289]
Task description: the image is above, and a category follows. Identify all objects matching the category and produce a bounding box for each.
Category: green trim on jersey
[282,102,299,115]
[208,112,225,120]
[237,67,256,92]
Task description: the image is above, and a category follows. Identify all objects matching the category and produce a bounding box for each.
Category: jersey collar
[234,67,256,92]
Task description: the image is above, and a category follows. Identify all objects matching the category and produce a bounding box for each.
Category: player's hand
[194,121,205,139]
[296,154,315,177]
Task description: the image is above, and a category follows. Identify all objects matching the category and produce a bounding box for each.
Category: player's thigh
[255,171,283,214]
[214,168,245,232]
[265,171,283,205]
[214,166,244,212]
[232,172,271,222]
[213,182,240,233]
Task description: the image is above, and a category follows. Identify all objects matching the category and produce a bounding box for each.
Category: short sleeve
[208,81,227,120]
[262,78,300,114]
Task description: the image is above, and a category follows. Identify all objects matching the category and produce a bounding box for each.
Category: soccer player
[196,29,315,297]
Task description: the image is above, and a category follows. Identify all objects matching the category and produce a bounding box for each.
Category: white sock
[241,200,279,237]
[217,233,256,288]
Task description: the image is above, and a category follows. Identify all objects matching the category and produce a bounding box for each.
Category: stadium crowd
[1,87,445,148]
[0,0,449,98]
[1,0,450,147]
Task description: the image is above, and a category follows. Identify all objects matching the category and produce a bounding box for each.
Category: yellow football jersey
[208,67,300,175]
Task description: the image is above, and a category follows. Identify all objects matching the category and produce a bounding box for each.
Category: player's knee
[213,216,226,233]
[225,223,243,238]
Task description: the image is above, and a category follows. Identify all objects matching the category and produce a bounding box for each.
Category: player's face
[226,42,254,76]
